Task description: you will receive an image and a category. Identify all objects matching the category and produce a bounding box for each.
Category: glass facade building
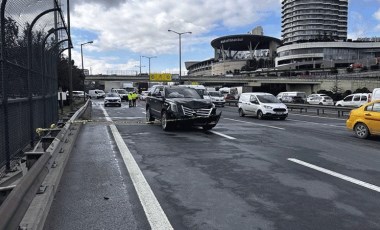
[282,0,348,44]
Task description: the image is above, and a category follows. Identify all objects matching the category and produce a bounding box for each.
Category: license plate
[276,112,283,115]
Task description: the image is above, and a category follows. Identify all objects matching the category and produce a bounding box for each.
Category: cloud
[71,0,280,55]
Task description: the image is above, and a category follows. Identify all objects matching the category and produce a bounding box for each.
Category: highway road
[44,99,380,230]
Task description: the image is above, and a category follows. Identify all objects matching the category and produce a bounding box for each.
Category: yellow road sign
[150,73,172,82]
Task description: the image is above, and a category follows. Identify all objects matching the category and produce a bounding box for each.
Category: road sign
[149,73,172,82]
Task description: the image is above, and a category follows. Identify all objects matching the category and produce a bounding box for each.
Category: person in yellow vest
[128,92,133,107]
[132,91,138,107]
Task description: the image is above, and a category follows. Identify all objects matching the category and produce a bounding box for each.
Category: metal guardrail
[0,100,91,230]
[225,100,355,117]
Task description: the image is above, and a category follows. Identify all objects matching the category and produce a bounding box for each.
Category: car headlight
[168,103,178,112]
[263,105,272,109]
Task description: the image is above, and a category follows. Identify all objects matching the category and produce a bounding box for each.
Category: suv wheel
[257,110,263,120]
[146,107,155,123]
[161,111,173,131]
[238,108,245,117]
[354,123,370,139]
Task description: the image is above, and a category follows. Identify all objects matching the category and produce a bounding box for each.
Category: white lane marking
[209,131,236,140]
[224,118,285,130]
[289,113,346,121]
[101,106,173,230]
[287,119,344,128]
[288,158,380,193]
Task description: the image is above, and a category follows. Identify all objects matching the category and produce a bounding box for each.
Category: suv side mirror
[152,92,163,98]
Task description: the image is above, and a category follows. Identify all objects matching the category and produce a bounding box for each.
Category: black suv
[146,85,222,131]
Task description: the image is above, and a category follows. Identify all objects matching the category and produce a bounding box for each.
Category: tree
[1,17,19,48]
[57,56,83,92]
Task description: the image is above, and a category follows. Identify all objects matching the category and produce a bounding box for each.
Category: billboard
[149,73,172,82]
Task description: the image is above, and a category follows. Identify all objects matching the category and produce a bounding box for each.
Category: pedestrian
[128,92,133,107]
[132,91,138,107]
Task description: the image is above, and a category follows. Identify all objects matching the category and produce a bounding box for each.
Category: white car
[308,95,334,105]
[335,93,372,107]
[306,94,327,104]
[104,93,121,107]
[111,88,128,101]
[208,91,225,107]
[238,92,288,120]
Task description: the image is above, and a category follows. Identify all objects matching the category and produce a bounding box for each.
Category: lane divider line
[224,118,285,130]
[209,131,236,140]
[101,106,173,230]
[287,119,344,128]
[288,158,380,193]
[289,113,346,121]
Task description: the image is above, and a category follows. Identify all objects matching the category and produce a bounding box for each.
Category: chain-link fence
[0,0,69,176]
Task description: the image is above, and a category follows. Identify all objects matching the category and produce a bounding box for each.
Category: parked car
[346,100,380,139]
[238,92,288,120]
[308,95,334,105]
[335,93,372,107]
[208,91,225,107]
[104,93,121,107]
[146,85,221,131]
[306,94,327,104]
[111,88,129,101]
[88,89,106,99]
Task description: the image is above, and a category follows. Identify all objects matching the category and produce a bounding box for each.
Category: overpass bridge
[85,71,380,93]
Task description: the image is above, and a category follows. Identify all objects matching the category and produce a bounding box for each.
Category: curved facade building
[282,0,348,45]
[186,34,281,76]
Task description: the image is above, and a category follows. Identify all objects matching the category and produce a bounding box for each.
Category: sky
[66,0,380,75]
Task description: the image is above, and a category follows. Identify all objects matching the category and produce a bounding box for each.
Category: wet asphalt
[44,99,380,230]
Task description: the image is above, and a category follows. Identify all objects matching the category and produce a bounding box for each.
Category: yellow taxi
[346,100,380,139]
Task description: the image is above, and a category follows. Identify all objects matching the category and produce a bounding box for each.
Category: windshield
[116,89,127,94]
[209,91,222,97]
[257,94,281,103]
[324,96,333,100]
[106,93,119,97]
[165,87,202,99]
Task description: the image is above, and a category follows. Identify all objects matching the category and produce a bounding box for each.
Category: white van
[335,93,372,107]
[238,92,288,120]
[208,91,225,107]
[88,89,105,99]
[372,88,380,101]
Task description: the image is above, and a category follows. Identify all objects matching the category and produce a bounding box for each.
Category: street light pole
[81,41,93,101]
[142,56,157,76]
[168,29,192,83]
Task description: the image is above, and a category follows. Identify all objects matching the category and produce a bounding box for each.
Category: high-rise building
[281,0,348,44]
